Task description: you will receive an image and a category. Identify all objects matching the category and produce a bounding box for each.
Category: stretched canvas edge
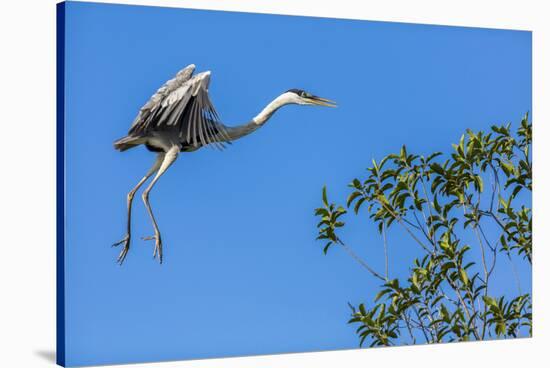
[56,1,66,366]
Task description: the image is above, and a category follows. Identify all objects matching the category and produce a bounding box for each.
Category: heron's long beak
[307,96,337,107]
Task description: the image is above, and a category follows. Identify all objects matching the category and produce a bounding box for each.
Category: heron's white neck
[224,92,296,141]
[252,92,295,126]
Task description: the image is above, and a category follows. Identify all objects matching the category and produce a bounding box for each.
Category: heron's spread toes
[142,234,163,264]
[112,235,131,265]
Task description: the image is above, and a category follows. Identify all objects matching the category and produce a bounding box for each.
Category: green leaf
[412,272,419,288]
[501,161,515,177]
[475,176,484,193]
[458,134,465,154]
[372,159,379,173]
[430,163,445,176]
[374,289,392,302]
[482,296,497,307]
[354,197,366,214]
[347,191,362,208]
[433,194,441,213]
[459,269,469,286]
[427,152,442,162]
[322,186,328,206]
[512,185,522,198]
[496,322,506,336]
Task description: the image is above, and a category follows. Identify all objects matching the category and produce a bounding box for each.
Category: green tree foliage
[315,114,532,347]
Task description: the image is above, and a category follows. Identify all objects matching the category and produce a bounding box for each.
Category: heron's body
[112,64,335,264]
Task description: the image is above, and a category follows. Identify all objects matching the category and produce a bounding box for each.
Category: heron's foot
[112,235,131,265]
[142,233,163,264]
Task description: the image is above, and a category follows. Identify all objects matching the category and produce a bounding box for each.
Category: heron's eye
[301,91,309,98]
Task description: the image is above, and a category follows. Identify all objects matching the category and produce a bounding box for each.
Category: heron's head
[285,89,337,107]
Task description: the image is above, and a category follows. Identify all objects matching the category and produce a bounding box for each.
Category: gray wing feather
[129,64,195,134]
[128,65,230,149]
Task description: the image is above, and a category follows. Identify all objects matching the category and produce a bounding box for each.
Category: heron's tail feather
[114,135,142,152]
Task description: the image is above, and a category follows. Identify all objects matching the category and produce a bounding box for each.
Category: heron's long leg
[142,146,179,264]
[113,153,165,264]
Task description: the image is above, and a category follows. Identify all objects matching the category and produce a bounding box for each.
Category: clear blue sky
[62,2,532,366]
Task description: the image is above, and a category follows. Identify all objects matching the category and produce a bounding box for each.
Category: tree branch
[336,238,386,282]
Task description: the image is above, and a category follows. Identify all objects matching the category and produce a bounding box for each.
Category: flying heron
[113,64,336,264]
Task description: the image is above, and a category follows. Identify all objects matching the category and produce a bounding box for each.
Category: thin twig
[336,238,386,282]
[412,305,434,343]
[379,201,432,253]
[445,276,481,340]
[506,251,523,294]
[382,222,389,279]
[412,211,436,247]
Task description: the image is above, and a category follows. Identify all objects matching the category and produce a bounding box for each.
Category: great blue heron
[112,64,336,264]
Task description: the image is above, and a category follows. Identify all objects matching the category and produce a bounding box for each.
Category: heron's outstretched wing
[128,64,196,134]
[128,65,230,149]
